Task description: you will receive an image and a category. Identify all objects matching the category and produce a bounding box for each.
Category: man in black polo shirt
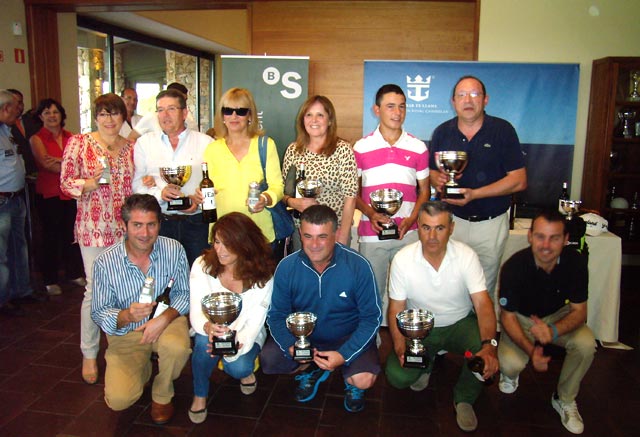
[429,75,527,305]
[498,210,596,435]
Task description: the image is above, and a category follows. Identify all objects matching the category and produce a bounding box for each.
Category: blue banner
[363,61,580,208]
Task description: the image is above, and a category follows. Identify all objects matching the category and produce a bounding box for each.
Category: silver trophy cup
[286,312,317,361]
[201,292,243,356]
[618,111,637,139]
[630,71,640,102]
[434,151,469,199]
[370,188,404,240]
[396,308,435,369]
[296,179,323,198]
[159,165,192,210]
[559,199,582,220]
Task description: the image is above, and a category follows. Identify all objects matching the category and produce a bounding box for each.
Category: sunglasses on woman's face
[221,107,250,116]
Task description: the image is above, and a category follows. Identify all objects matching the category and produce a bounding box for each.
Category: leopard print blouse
[282,138,358,225]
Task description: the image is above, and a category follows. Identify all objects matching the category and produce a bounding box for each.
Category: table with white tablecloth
[500,224,622,343]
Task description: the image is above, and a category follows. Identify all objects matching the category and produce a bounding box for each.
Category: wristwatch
[481,338,498,347]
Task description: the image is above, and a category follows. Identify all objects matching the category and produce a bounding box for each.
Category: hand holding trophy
[434,151,469,199]
[396,308,435,368]
[160,165,192,210]
[201,292,242,356]
[369,188,404,240]
[286,312,317,361]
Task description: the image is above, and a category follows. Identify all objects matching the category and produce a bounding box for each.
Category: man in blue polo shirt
[429,75,527,305]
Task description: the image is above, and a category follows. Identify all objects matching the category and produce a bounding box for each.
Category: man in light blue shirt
[92,194,190,425]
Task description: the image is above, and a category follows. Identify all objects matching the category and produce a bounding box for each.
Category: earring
[248,120,252,125]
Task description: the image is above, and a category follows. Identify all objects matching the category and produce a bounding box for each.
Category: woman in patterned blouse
[281,95,358,250]
[60,93,134,385]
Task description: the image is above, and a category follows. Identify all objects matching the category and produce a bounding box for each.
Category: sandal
[82,358,98,385]
[240,374,257,395]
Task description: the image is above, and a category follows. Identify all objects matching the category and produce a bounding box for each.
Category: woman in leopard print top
[282,95,358,250]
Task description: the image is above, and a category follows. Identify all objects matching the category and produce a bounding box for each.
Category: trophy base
[167,197,191,211]
[212,333,238,356]
[404,351,428,369]
[378,224,400,240]
[443,186,465,200]
[293,345,314,361]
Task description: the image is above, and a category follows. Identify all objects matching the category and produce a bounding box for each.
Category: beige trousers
[498,306,596,402]
[104,316,191,410]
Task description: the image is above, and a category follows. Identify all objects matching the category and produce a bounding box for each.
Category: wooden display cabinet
[582,57,640,253]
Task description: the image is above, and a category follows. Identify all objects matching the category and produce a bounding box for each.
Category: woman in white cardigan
[188,212,275,424]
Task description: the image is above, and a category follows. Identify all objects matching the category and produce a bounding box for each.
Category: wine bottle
[464,350,493,384]
[150,278,173,319]
[293,162,306,219]
[558,181,569,214]
[139,277,155,304]
[200,162,217,223]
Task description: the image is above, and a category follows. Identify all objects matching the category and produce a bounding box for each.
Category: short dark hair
[35,98,67,128]
[7,89,23,98]
[419,201,453,223]
[121,194,162,224]
[156,88,187,109]
[94,93,127,119]
[120,87,136,97]
[300,204,338,231]
[452,75,487,98]
[167,82,188,95]
[375,84,405,106]
[531,209,568,235]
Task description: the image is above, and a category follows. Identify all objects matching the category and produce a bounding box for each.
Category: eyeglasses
[221,107,250,116]
[156,106,184,114]
[454,91,484,99]
[97,112,121,119]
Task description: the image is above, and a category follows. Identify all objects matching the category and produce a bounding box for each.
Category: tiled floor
[1,266,638,437]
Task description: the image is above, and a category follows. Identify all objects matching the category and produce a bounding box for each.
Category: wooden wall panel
[251,1,478,143]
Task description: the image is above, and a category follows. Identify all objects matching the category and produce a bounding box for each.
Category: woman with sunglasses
[281,95,358,250]
[188,212,274,424]
[202,88,286,261]
[60,93,134,385]
[30,98,84,296]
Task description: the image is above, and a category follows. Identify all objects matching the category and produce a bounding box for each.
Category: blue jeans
[160,213,210,267]
[0,194,32,305]
[191,333,260,398]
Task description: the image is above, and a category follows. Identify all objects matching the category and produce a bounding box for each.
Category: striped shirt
[91,236,190,335]
[353,126,429,242]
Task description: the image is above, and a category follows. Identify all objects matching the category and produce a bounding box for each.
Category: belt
[0,189,24,199]
[456,214,496,222]
[162,213,189,221]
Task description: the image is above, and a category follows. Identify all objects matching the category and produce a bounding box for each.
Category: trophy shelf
[582,57,640,254]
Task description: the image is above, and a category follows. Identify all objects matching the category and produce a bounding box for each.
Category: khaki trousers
[104,316,191,410]
[498,306,596,402]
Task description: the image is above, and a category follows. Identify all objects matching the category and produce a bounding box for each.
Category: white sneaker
[551,393,584,434]
[499,373,519,394]
[46,284,62,296]
[409,372,431,392]
[70,277,87,287]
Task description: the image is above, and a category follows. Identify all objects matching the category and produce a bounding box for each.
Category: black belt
[162,213,190,221]
[0,189,24,199]
[456,214,496,222]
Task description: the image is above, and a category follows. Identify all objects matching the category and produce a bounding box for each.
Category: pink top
[34,127,73,199]
[60,133,134,247]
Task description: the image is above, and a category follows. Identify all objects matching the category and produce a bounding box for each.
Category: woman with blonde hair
[202,88,286,261]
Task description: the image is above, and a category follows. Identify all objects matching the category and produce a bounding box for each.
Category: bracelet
[260,193,269,204]
[548,323,559,341]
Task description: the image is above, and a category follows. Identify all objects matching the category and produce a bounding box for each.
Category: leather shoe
[151,401,174,425]
[0,302,25,317]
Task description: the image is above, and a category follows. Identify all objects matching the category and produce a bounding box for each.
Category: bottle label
[201,187,216,210]
[139,291,153,304]
[471,370,485,382]
[153,302,170,318]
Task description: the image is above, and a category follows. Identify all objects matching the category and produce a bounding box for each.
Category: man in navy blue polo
[429,75,527,306]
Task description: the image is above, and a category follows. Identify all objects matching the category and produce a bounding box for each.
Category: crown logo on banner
[406,75,432,102]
